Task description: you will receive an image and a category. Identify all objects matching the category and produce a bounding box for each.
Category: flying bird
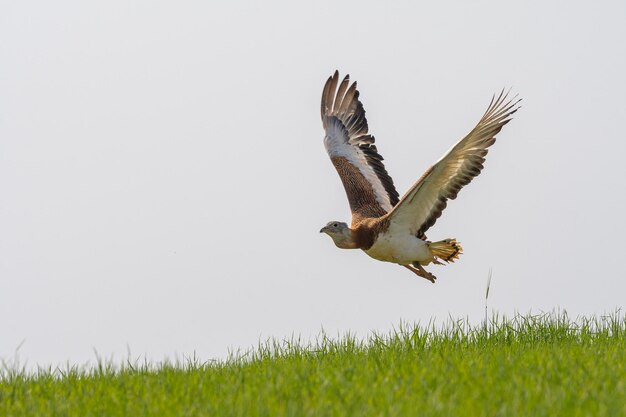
[319,71,520,283]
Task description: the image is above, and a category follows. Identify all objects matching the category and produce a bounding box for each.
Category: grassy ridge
[1,313,625,417]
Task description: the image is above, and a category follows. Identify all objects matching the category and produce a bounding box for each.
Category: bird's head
[319,221,356,249]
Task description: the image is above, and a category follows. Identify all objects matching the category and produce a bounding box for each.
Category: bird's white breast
[364,228,431,265]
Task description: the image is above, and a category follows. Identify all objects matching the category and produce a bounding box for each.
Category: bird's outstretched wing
[386,91,521,238]
[321,71,399,222]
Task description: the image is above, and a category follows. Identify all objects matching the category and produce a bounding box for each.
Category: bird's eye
[333,223,338,227]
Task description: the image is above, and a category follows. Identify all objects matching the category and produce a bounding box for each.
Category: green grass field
[1,313,625,417]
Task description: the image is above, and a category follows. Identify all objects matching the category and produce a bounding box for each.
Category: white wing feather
[387,91,521,238]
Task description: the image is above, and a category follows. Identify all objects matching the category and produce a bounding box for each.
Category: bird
[319,71,520,283]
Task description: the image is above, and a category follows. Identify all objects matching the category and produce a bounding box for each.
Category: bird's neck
[334,228,359,249]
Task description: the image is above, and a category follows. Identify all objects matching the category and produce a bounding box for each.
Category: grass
[1,312,625,417]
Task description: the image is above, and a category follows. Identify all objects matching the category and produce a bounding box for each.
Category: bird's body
[365,225,432,265]
[319,71,520,283]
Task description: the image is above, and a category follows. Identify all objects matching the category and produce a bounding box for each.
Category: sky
[1,0,625,368]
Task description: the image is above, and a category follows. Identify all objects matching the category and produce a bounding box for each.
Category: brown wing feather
[331,155,388,223]
[321,71,400,220]
[387,90,521,238]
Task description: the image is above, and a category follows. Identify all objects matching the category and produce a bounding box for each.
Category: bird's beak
[319,227,326,233]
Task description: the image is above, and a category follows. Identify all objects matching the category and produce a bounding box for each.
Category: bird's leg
[403,264,436,283]
[412,263,438,282]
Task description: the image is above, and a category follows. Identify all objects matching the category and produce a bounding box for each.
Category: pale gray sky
[1,0,625,367]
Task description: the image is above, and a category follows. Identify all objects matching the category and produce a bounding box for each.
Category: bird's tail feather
[428,239,463,264]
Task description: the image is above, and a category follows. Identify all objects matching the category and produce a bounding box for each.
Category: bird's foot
[403,264,437,283]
